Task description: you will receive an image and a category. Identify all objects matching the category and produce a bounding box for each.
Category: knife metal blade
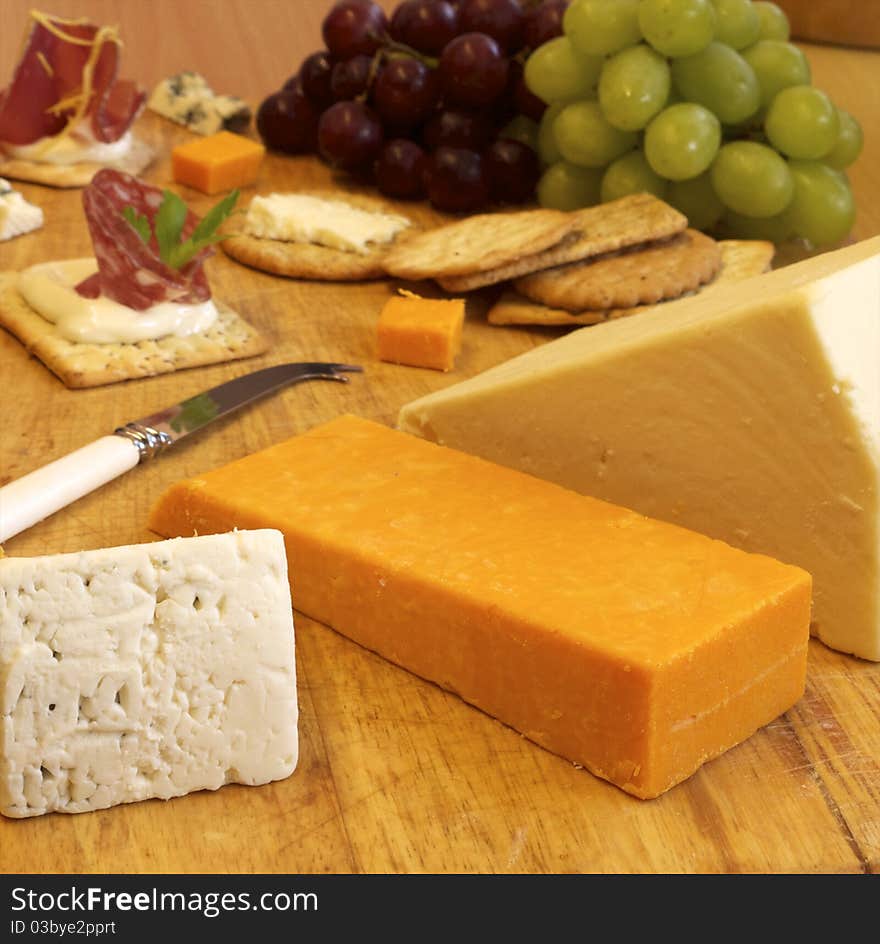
[0,361,362,544]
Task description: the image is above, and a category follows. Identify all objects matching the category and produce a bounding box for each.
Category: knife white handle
[0,435,140,544]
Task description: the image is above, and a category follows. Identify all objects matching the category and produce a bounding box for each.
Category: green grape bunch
[525,0,863,247]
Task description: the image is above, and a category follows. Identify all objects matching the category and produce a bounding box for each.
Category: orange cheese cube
[148,415,811,799]
[377,293,465,371]
[171,130,265,194]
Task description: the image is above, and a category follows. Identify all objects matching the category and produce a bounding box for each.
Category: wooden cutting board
[2,66,880,876]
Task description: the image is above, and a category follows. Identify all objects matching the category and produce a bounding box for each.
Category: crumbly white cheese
[0,529,298,817]
[148,71,251,135]
[0,178,43,241]
[244,193,411,255]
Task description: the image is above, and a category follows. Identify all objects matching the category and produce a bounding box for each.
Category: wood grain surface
[1,1,879,875]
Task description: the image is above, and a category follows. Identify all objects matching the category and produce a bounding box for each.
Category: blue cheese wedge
[0,529,298,817]
[148,71,251,135]
[244,193,412,255]
[0,178,43,241]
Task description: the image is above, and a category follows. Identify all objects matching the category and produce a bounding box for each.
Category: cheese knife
[0,361,362,544]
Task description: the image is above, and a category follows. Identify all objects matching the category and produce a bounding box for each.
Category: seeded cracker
[436,193,688,292]
[382,207,578,282]
[0,136,156,189]
[487,240,776,326]
[0,273,267,388]
[222,189,418,282]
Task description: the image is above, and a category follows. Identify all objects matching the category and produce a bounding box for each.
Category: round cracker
[514,229,723,311]
[221,188,417,282]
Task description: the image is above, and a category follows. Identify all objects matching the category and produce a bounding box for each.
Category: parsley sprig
[121,189,239,270]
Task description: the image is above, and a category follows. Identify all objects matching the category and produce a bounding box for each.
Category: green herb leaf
[154,190,188,267]
[119,188,240,272]
[122,206,151,244]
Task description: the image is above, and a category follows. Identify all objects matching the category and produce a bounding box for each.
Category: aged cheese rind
[399,236,880,662]
[148,416,811,799]
[0,529,298,818]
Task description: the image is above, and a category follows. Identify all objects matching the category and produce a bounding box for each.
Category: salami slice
[0,13,144,148]
[76,169,214,311]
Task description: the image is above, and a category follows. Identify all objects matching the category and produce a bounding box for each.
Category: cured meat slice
[0,12,145,148]
[76,169,214,311]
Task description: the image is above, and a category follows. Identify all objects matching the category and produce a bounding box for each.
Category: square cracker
[0,136,155,189]
[0,272,267,388]
[437,193,688,292]
[382,207,577,282]
[487,240,776,326]
[221,189,417,282]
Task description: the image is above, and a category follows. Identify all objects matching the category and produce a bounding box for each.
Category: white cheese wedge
[0,179,43,241]
[148,71,251,135]
[0,529,298,817]
[244,193,411,255]
[399,235,880,662]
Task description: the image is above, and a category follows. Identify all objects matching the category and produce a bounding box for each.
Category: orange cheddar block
[148,415,811,799]
[377,293,465,371]
[171,130,265,194]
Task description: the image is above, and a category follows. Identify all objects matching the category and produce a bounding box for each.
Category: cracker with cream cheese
[487,240,776,326]
[222,189,418,282]
[0,136,156,189]
[0,272,266,388]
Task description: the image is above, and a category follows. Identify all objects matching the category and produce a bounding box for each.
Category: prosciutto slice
[0,13,144,147]
[76,169,213,312]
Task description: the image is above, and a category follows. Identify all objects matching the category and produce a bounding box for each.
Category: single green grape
[638,0,717,58]
[823,108,864,170]
[600,150,669,202]
[598,44,671,131]
[720,209,795,242]
[553,100,638,167]
[537,102,566,165]
[786,160,856,246]
[563,0,642,57]
[765,85,839,160]
[500,115,540,152]
[644,102,721,180]
[667,171,725,230]
[710,140,794,217]
[524,36,603,104]
[671,42,760,125]
[742,40,810,109]
[753,1,790,40]
[711,0,760,49]
[537,161,604,210]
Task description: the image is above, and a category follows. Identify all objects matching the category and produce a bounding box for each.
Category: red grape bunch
[257,0,570,213]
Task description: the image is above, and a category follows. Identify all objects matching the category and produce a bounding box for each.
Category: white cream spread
[244,193,411,255]
[5,126,133,166]
[18,258,218,344]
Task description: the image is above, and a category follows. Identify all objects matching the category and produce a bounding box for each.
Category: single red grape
[322,0,388,59]
[256,86,319,154]
[330,54,373,100]
[376,138,429,198]
[513,72,546,121]
[390,0,460,55]
[422,108,494,151]
[523,0,568,49]
[459,0,525,53]
[373,57,440,131]
[299,50,336,107]
[318,100,384,169]
[439,33,509,108]
[425,146,490,211]
[484,137,539,203]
